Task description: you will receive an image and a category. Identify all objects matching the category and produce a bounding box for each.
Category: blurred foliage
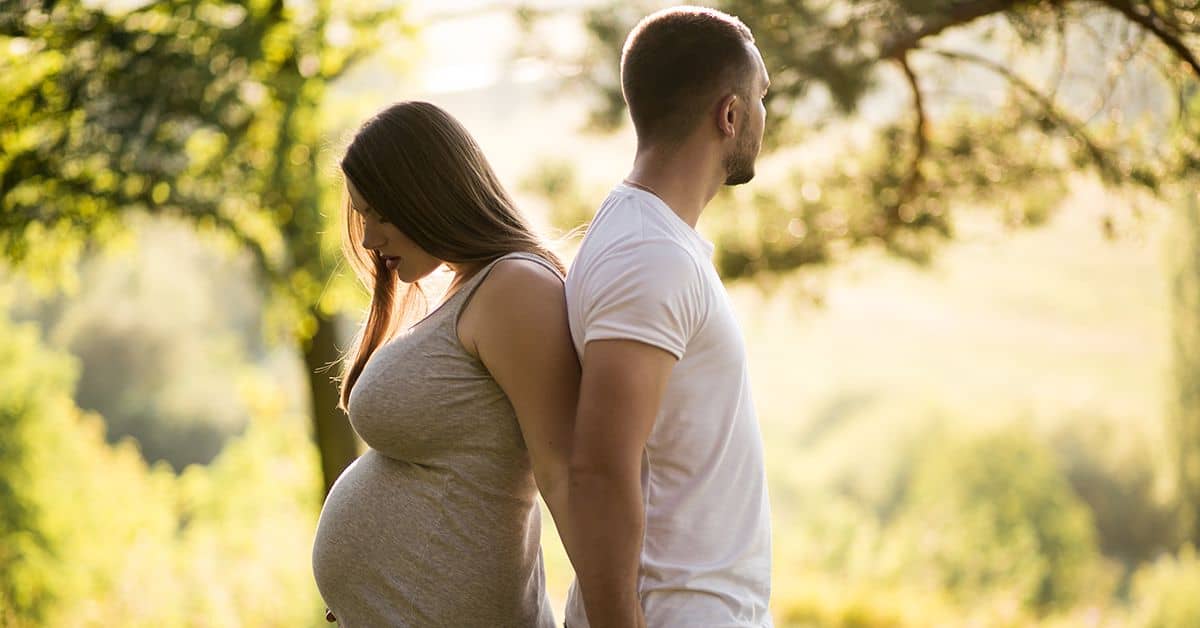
[1052,420,1179,570]
[0,0,403,325]
[1131,544,1200,628]
[520,158,598,235]
[0,300,324,626]
[766,422,1132,625]
[0,0,414,493]
[704,111,1073,277]
[891,428,1107,611]
[8,216,271,470]
[520,0,1199,277]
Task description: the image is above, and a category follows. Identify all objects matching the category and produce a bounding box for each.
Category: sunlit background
[2,0,1200,626]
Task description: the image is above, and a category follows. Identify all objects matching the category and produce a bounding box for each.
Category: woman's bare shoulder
[459,256,568,354]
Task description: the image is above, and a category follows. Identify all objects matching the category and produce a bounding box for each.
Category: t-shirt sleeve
[578,239,708,360]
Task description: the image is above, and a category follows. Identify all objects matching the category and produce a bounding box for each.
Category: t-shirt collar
[615,182,716,257]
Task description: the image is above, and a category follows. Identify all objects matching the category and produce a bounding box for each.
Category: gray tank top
[312,252,561,627]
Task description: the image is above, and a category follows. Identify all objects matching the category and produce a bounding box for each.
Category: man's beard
[722,129,759,186]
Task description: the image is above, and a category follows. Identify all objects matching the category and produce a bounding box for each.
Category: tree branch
[1048,5,1070,101]
[928,47,1122,180]
[880,0,1019,59]
[897,53,928,208]
[1084,26,1147,124]
[1095,0,1200,78]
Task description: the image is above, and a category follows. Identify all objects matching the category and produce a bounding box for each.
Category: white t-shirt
[564,184,773,627]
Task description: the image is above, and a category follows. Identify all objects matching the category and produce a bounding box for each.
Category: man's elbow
[568,453,638,492]
[567,460,601,490]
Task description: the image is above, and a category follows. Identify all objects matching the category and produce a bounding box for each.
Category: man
[564,6,773,627]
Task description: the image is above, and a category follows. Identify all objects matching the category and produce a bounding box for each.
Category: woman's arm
[458,258,580,557]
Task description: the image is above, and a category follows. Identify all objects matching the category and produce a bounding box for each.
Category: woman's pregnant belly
[311,449,550,627]
[311,449,456,626]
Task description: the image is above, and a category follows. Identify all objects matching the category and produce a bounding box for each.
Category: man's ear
[716,93,739,139]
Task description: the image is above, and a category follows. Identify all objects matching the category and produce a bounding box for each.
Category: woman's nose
[360,225,385,250]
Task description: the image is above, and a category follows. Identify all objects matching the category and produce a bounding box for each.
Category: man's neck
[625,141,723,228]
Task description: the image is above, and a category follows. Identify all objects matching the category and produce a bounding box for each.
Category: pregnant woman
[311,101,578,627]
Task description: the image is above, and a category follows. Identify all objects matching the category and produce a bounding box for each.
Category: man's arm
[568,338,676,628]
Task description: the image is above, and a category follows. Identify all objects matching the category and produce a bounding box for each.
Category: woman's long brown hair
[338,101,565,410]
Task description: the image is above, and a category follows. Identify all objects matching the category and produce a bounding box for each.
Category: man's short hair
[621,6,756,145]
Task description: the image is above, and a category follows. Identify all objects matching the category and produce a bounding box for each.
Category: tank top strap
[451,252,563,321]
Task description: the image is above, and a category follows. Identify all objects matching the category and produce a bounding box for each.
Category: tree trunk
[1172,190,1200,547]
[304,311,359,497]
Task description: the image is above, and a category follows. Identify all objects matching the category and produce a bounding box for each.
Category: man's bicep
[572,339,677,472]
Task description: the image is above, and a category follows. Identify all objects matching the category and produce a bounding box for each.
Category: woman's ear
[716,93,739,138]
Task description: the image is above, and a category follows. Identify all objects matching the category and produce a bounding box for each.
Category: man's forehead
[747,42,769,85]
